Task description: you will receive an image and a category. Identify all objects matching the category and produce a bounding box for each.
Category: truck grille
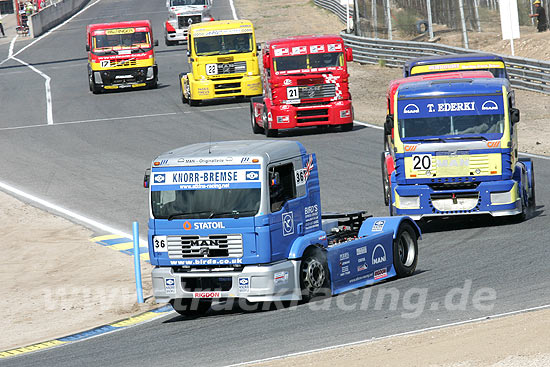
[296,108,329,123]
[167,234,243,258]
[178,15,202,28]
[213,61,247,75]
[298,83,335,99]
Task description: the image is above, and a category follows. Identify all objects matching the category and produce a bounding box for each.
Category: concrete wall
[29,0,90,37]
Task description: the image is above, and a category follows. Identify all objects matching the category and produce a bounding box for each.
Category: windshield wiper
[167,210,212,221]
[444,136,488,141]
[208,210,257,219]
[197,51,221,56]
[405,137,447,143]
[131,44,147,53]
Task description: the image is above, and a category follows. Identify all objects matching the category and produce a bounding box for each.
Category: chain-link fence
[353,0,548,44]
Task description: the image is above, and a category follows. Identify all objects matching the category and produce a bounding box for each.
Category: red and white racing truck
[251,35,354,137]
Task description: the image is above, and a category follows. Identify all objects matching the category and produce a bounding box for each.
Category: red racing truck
[86,20,159,93]
[251,35,354,137]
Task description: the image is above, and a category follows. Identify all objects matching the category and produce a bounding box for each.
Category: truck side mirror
[263,53,270,69]
[154,39,159,47]
[384,114,393,135]
[345,47,353,62]
[86,44,90,52]
[510,108,520,124]
[143,168,151,188]
[256,42,261,52]
[186,50,191,57]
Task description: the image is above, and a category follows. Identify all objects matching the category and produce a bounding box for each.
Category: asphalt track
[0,0,549,366]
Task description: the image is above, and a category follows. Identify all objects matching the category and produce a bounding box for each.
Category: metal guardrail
[316,0,550,94]
[313,0,353,24]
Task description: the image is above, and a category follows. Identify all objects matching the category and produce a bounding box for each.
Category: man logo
[372,244,387,265]
[481,100,498,111]
[154,174,166,183]
[403,104,420,114]
[246,171,259,180]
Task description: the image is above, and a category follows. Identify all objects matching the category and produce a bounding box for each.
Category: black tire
[381,152,390,206]
[170,298,212,316]
[393,222,418,278]
[250,103,263,134]
[300,248,330,302]
[340,122,353,132]
[165,38,176,47]
[519,158,536,207]
[148,78,158,90]
[389,187,394,216]
[263,107,278,137]
[89,72,100,94]
[189,98,200,106]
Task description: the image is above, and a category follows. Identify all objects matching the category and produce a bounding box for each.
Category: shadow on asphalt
[418,204,545,234]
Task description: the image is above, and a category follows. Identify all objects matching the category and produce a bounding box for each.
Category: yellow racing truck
[179,19,262,105]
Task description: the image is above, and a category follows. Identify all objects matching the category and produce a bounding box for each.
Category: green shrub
[394,10,419,36]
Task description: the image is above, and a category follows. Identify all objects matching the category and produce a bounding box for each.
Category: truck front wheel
[170,298,212,316]
[381,152,390,206]
[250,102,264,134]
[300,248,330,302]
[393,222,418,278]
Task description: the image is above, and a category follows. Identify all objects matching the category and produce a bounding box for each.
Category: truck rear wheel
[300,248,330,302]
[393,222,418,278]
[165,38,176,47]
[170,298,212,316]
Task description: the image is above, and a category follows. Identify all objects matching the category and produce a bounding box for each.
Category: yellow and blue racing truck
[179,19,262,105]
[383,77,535,221]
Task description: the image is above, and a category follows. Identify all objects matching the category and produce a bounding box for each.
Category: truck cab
[381,71,494,205]
[146,140,421,315]
[251,35,354,137]
[164,0,214,46]
[179,20,262,105]
[385,77,535,220]
[86,20,159,93]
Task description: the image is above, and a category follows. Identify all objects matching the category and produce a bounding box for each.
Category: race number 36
[287,86,299,99]
[100,60,110,68]
[206,64,218,75]
[153,236,168,252]
[412,154,432,170]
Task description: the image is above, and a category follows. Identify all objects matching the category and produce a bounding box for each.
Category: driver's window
[269,163,296,212]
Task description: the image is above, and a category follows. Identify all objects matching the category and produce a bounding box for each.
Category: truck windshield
[152,188,261,219]
[194,33,253,55]
[171,0,206,5]
[92,30,151,54]
[398,113,505,139]
[410,62,507,78]
[274,52,343,72]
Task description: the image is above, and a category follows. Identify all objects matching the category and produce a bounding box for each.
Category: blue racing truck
[382,77,535,220]
[145,140,420,315]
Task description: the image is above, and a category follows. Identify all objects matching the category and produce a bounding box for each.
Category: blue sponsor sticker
[165,278,176,294]
[238,277,250,293]
[154,174,166,183]
[245,171,260,180]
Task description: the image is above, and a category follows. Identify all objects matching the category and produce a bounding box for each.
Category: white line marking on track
[183,106,246,113]
[8,35,17,59]
[0,112,179,131]
[229,0,238,20]
[224,303,550,367]
[353,120,550,159]
[11,56,53,124]
[0,180,147,243]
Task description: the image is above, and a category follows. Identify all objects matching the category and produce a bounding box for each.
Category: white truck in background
[164,0,214,46]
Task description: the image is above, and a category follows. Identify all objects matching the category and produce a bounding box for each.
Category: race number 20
[412,154,432,170]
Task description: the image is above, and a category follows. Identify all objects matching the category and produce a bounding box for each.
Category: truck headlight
[94,72,102,84]
[399,196,420,209]
[490,190,513,205]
